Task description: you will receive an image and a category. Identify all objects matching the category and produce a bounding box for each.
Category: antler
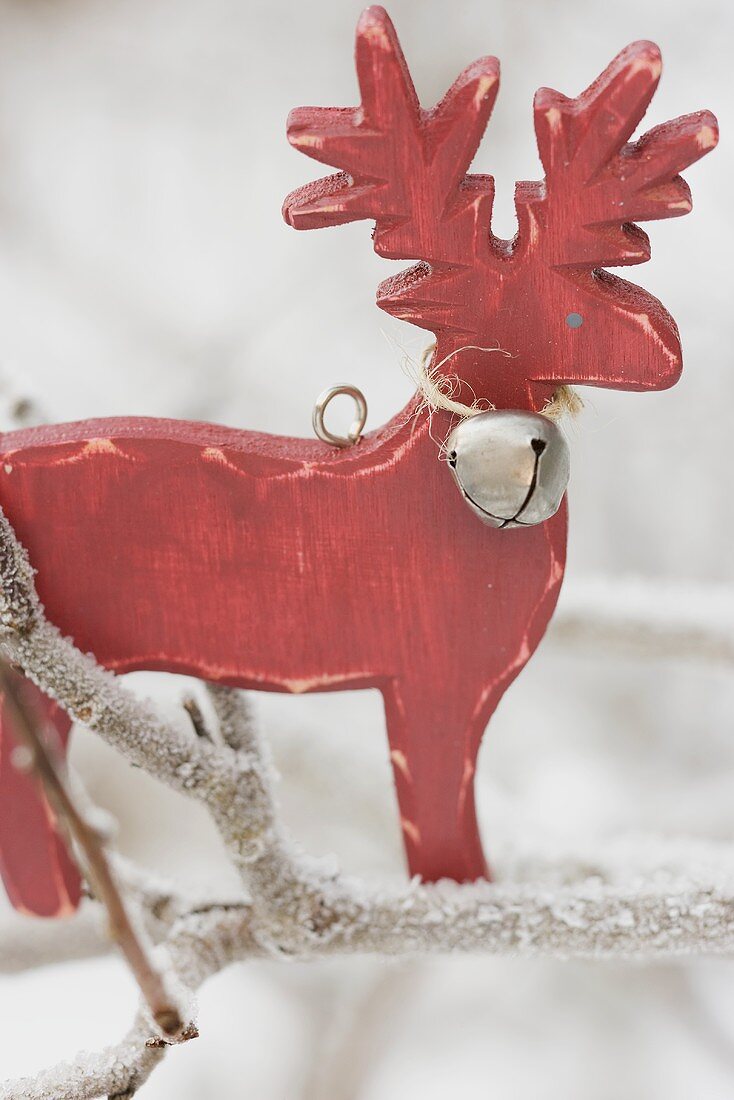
[284,10,719,389]
[283,5,499,266]
[518,41,719,268]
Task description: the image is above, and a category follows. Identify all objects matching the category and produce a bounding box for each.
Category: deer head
[284,6,718,411]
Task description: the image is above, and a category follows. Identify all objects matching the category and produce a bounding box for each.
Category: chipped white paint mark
[203,441,411,486]
[401,818,421,846]
[390,690,407,722]
[203,446,321,484]
[256,423,422,486]
[117,658,373,697]
[457,756,475,819]
[544,547,564,594]
[390,748,412,783]
[47,438,134,467]
[698,125,718,151]
[292,134,324,150]
[473,74,496,109]
[363,21,391,48]
[3,464,11,475]
[202,447,226,462]
[572,311,677,379]
[201,446,250,478]
[628,54,662,81]
[545,106,562,132]
[333,424,420,479]
[633,314,679,367]
[525,204,540,248]
[281,671,368,694]
[471,635,533,722]
[84,438,126,456]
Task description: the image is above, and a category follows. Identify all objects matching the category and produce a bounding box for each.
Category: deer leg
[0,672,81,916]
[382,678,492,883]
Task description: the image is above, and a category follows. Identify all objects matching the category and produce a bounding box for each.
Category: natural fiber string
[406,343,583,424]
[541,384,584,421]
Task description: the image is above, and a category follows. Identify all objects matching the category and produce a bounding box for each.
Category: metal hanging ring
[312,384,368,449]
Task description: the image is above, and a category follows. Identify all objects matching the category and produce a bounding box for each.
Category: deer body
[0,393,566,888]
[0,6,716,915]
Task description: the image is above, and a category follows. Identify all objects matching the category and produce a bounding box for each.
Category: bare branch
[552,576,734,668]
[206,683,260,752]
[0,374,45,431]
[182,695,212,741]
[0,900,112,974]
[1,854,194,975]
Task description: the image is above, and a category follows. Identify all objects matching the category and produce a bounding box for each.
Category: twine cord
[406,343,583,426]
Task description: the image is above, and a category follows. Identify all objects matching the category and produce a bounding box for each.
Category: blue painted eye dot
[566,312,584,329]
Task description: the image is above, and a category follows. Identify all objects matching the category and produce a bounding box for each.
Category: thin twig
[0,664,184,1037]
[0,374,45,430]
[0,905,257,1100]
[182,694,211,740]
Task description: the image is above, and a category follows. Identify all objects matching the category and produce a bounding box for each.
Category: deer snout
[445,410,570,529]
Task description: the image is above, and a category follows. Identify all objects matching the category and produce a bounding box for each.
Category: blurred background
[0,0,732,1095]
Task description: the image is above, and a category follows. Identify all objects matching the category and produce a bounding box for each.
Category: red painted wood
[0,672,81,917]
[0,6,717,913]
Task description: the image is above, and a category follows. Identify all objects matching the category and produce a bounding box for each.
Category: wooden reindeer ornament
[0,6,717,916]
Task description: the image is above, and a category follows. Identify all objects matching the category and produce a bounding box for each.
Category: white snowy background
[0,0,732,1096]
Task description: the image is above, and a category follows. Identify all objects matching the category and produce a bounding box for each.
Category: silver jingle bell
[445,410,570,529]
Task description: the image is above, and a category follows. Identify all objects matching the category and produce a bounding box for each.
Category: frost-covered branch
[2,507,734,1097]
[553,576,734,668]
[0,856,193,974]
[4,1017,168,1100]
[1,905,257,1100]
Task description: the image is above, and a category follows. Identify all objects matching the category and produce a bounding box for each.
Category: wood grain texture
[0,5,717,913]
